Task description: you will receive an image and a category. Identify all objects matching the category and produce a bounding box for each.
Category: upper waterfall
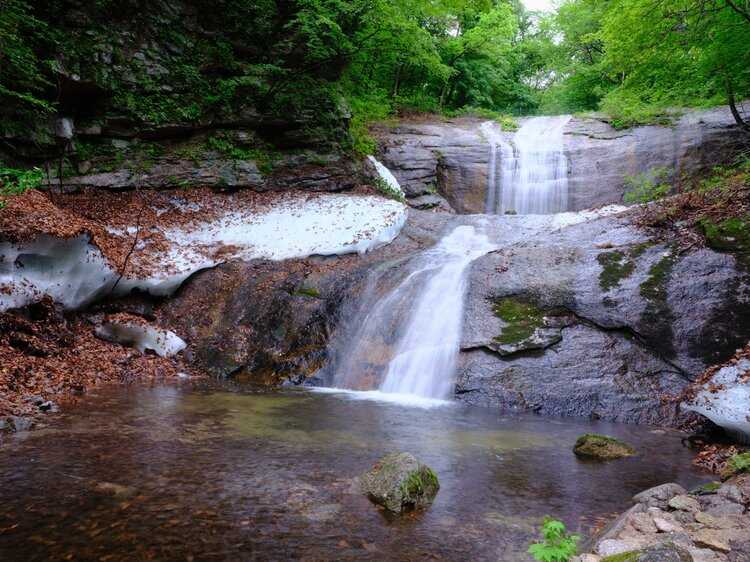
[482,115,572,215]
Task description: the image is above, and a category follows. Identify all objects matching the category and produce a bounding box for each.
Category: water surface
[0,382,708,561]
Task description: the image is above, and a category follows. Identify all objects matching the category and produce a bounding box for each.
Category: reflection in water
[0,383,708,561]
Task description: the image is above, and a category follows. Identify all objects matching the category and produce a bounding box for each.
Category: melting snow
[0,193,407,311]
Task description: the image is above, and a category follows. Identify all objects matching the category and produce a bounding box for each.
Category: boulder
[359,452,439,514]
[574,434,636,460]
[600,542,694,562]
[633,483,687,509]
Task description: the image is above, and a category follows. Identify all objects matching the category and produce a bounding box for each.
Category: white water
[329,223,496,401]
[482,116,571,215]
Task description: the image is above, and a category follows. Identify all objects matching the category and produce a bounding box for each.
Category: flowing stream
[482,116,572,215]
[329,223,495,403]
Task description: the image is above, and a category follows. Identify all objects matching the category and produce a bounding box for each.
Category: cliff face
[2,0,358,193]
[375,106,748,213]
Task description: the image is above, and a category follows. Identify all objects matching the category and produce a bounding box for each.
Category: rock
[603,542,695,562]
[669,495,702,513]
[376,106,745,213]
[7,416,33,432]
[94,482,135,498]
[573,555,601,562]
[634,484,687,509]
[358,452,439,514]
[728,539,750,562]
[598,538,639,557]
[38,400,58,413]
[574,434,635,460]
[651,512,684,534]
[692,529,731,553]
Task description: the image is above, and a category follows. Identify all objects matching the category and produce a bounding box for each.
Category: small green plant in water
[528,517,580,562]
[623,167,671,204]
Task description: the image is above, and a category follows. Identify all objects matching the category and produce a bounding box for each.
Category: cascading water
[327,223,495,403]
[482,115,572,215]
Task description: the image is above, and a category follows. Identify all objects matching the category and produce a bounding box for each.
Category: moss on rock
[573,433,635,460]
[359,452,440,514]
[493,298,545,345]
[597,242,654,292]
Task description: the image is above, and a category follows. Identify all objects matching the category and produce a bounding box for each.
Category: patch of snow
[682,359,750,444]
[550,204,628,229]
[0,193,407,311]
[163,193,407,264]
[95,321,187,357]
[367,156,405,198]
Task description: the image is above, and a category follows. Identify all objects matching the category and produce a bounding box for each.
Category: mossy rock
[700,215,750,255]
[601,542,692,562]
[493,298,545,345]
[573,434,635,460]
[359,452,440,514]
[721,451,750,480]
[689,481,721,496]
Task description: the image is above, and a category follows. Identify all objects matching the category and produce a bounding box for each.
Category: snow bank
[367,156,405,198]
[95,321,187,357]
[0,193,407,311]
[682,359,750,444]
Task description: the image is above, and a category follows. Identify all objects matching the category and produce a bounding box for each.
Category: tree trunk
[726,77,750,132]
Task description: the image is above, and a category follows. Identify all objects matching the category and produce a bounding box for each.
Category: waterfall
[328,224,495,403]
[483,115,571,215]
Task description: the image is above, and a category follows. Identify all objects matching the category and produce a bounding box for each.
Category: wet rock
[94,482,135,498]
[7,416,33,432]
[633,483,687,509]
[602,542,695,562]
[574,434,635,460]
[669,495,702,513]
[38,400,58,413]
[359,452,439,514]
[376,106,745,213]
[693,529,731,553]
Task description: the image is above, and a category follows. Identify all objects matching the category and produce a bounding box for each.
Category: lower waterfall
[328,223,495,402]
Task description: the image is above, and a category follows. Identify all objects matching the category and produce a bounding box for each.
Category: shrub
[623,167,671,204]
[0,167,44,208]
[528,517,580,562]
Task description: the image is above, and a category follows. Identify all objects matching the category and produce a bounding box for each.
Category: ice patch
[0,193,407,311]
[95,321,187,357]
[683,359,750,443]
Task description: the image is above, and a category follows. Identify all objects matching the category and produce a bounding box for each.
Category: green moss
[700,215,750,255]
[723,451,750,478]
[399,467,440,502]
[690,481,721,495]
[294,287,321,298]
[601,552,640,562]
[574,433,635,460]
[597,242,654,292]
[204,134,279,175]
[598,251,635,291]
[640,251,677,302]
[493,298,545,345]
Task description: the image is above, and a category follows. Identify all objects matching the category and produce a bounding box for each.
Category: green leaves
[528,516,580,562]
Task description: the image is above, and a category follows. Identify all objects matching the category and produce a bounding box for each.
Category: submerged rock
[574,434,635,460]
[359,452,439,514]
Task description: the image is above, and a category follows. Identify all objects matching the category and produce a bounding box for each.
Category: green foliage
[623,167,671,204]
[0,167,44,208]
[528,517,580,562]
[205,134,278,175]
[727,452,750,475]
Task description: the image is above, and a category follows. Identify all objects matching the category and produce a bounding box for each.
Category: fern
[528,517,580,562]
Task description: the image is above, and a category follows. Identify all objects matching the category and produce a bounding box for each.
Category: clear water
[0,383,708,561]
[330,224,496,399]
[483,116,572,215]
